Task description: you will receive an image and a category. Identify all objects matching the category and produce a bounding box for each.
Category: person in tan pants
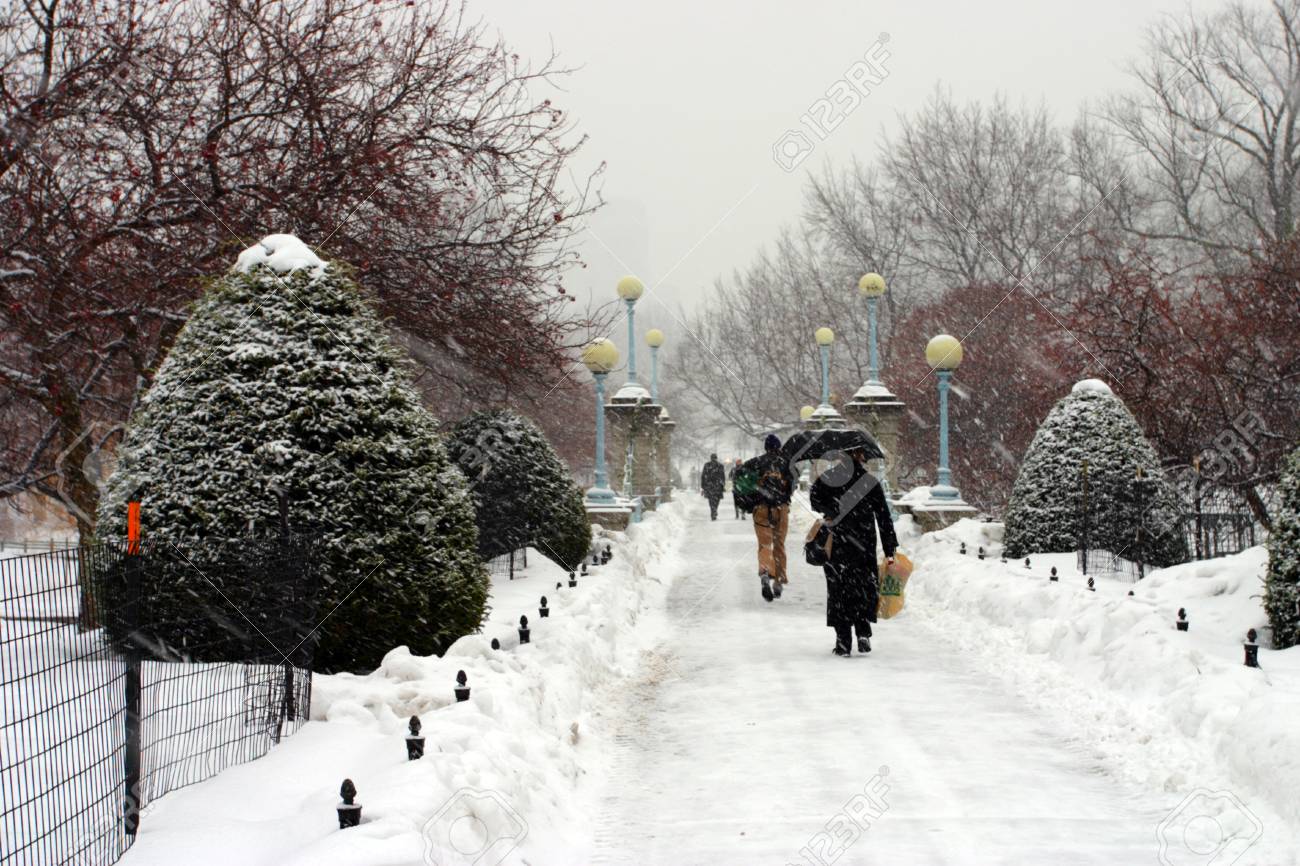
[744,434,797,602]
[754,502,790,590]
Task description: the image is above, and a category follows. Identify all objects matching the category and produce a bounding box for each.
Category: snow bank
[118,502,688,866]
[906,521,1300,856]
[234,234,326,275]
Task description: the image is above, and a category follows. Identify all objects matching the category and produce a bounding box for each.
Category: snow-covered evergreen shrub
[1265,445,1300,648]
[96,236,487,673]
[445,409,591,569]
[1002,380,1187,566]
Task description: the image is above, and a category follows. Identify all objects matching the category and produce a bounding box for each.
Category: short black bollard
[539,596,550,618]
[978,546,986,561]
[1000,554,1007,565]
[1127,590,1135,596]
[1050,566,1058,582]
[337,779,362,829]
[490,638,500,651]
[1176,608,1189,631]
[581,562,589,576]
[1244,629,1260,668]
[1087,577,1096,592]
[568,570,577,588]
[592,551,599,566]
[556,581,563,591]
[1024,558,1031,569]
[601,544,612,564]
[454,670,470,702]
[405,716,425,761]
[518,615,531,644]
[960,542,967,555]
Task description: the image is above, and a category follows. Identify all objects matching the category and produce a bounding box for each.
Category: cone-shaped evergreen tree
[1002,380,1187,566]
[445,408,591,569]
[1265,445,1300,648]
[96,236,487,672]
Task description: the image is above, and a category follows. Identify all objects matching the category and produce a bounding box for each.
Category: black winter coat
[700,460,726,499]
[741,452,797,507]
[810,459,898,627]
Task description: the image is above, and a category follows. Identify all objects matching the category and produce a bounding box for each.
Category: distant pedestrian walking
[700,454,726,521]
[743,434,797,602]
[729,458,744,519]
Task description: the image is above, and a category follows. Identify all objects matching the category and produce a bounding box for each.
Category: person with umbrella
[790,430,898,656]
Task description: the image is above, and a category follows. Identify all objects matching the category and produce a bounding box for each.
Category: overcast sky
[473,0,1229,335]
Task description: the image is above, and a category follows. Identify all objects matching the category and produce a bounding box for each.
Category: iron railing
[0,534,319,866]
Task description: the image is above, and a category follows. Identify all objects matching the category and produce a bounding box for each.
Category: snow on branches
[97,243,488,673]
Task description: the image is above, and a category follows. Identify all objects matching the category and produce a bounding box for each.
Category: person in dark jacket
[700,454,726,520]
[743,434,798,601]
[809,446,897,656]
[728,458,744,518]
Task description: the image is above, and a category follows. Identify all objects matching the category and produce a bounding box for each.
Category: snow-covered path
[587,498,1168,865]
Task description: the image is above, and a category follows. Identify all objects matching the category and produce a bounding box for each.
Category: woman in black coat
[809,447,897,656]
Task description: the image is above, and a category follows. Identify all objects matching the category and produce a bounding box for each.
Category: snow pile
[118,502,689,865]
[906,520,1300,855]
[1071,377,1114,396]
[234,234,326,275]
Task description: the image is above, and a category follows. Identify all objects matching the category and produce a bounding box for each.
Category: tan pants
[753,504,790,583]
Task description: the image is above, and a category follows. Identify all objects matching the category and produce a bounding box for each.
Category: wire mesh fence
[0,534,319,866]
[485,547,528,579]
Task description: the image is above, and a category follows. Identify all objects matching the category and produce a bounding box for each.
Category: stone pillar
[843,383,906,492]
[605,380,662,508]
[654,409,675,504]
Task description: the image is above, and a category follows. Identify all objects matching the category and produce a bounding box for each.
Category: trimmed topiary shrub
[1265,444,1300,649]
[445,409,591,569]
[96,235,487,673]
[1002,380,1187,566]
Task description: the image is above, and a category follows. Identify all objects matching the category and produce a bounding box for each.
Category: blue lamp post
[617,276,645,387]
[645,328,665,402]
[815,327,834,407]
[858,273,887,384]
[582,339,619,504]
[925,334,964,500]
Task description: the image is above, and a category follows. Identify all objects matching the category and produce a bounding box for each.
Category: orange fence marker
[127,502,140,554]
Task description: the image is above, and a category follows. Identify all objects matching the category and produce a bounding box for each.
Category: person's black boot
[856,622,872,654]
[833,626,852,656]
[760,570,774,602]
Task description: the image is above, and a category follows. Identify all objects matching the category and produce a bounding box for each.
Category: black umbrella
[782,428,884,463]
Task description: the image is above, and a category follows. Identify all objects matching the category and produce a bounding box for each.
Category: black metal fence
[486,547,528,580]
[0,535,319,866]
[1179,480,1273,561]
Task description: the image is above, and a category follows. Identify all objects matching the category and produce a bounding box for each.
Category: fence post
[1080,459,1090,576]
[1193,457,1204,560]
[1135,466,1146,580]
[275,489,296,744]
[123,501,144,836]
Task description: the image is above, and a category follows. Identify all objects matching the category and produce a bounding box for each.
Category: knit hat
[764,434,781,452]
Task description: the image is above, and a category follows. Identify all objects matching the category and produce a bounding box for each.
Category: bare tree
[880,88,1080,296]
[1103,0,1300,266]
[0,0,603,538]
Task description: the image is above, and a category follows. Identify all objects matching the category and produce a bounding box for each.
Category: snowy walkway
[587,498,1168,866]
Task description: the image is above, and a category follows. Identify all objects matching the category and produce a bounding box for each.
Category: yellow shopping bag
[877,552,913,619]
